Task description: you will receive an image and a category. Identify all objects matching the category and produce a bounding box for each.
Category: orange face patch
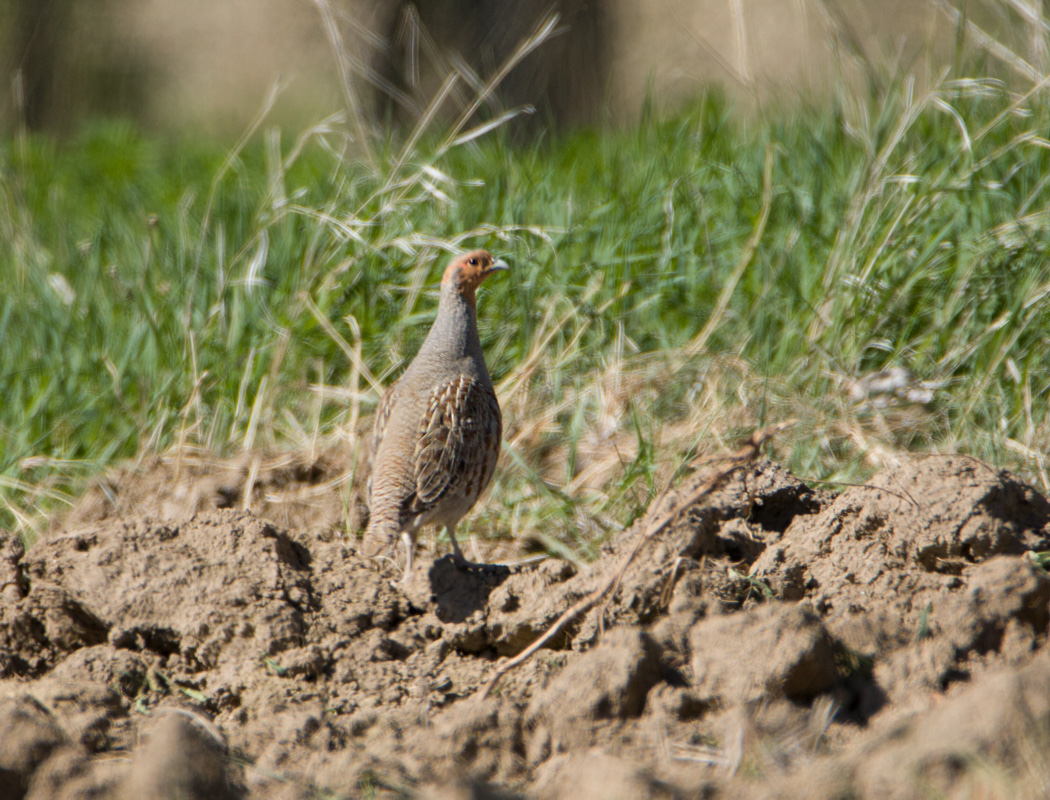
[441,250,508,295]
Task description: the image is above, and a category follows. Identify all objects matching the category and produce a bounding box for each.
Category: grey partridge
[363,249,507,581]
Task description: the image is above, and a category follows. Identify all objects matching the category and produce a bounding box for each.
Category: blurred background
[2,0,1038,136]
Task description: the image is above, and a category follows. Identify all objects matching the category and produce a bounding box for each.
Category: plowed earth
[3,451,1050,799]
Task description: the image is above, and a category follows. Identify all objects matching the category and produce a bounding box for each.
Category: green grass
[3,65,1050,547]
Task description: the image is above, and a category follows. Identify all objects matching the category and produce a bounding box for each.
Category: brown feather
[369,380,400,481]
[411,375,501,516]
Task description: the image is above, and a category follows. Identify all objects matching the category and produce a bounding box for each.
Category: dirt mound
[2,453,1049,798]
[750,456,1050,706]
[60,449,362,535]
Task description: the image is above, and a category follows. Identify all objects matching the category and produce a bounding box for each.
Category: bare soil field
[2,446,1050,798]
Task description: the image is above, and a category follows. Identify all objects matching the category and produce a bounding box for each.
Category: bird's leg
[400,531,415,586]
[447,524,474,568]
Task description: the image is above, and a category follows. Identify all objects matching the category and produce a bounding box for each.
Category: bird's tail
[359,514,400,559]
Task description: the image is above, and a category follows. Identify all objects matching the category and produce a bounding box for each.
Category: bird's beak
[488,258,510,274]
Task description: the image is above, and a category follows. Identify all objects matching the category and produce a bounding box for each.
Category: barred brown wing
[413,375,502,514]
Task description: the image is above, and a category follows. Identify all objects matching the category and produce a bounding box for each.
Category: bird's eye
[469,258,478,266]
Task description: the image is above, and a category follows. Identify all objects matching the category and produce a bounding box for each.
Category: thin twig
[477,421,794,700]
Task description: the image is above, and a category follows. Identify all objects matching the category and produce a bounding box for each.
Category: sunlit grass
[3,49,1050,548]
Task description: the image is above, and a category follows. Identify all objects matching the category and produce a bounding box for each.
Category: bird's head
[441,250,509,302]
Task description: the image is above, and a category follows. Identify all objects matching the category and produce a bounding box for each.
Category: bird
[362,249,508,582]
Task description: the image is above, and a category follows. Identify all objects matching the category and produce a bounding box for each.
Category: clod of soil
[1,452,1048,798]
[690,603,839,705]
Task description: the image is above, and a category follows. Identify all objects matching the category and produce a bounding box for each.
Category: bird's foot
[450,550,476,569]
[450,551,507,576]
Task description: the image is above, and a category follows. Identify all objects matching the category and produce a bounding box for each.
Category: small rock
[529,627,663,724]
[0,696,67,799]
[533,750,678,800]
[117,710,235,800]
[690,602,839,705]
